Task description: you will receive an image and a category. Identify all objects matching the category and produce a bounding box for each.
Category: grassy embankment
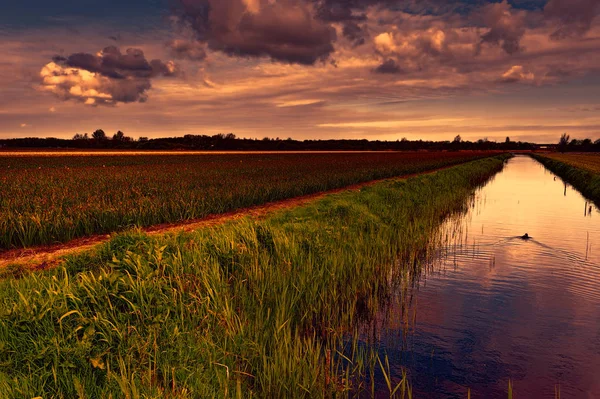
[531,153,600,205]
[0,155,509,398]
[0,151,496,250]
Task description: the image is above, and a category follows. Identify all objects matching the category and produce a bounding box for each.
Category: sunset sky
[1,0,599,143]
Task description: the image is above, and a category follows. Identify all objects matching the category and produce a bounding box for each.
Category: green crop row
[0,151,498,250]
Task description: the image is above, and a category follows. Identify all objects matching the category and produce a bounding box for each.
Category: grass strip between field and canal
[0,155,510,398]
[530,153,600,206]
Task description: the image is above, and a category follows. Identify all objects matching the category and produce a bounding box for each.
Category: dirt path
[0,166,453,270]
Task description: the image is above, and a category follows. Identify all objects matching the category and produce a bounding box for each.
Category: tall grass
[0,151,498,250]
[531,154,600,206]
[0,155,509,398]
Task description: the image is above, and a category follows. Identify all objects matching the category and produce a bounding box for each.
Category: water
[367,156,600,398]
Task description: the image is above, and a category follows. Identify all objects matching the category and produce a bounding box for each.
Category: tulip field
[0,151,498,250]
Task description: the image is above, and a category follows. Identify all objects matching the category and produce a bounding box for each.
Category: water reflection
[365,156,600,398]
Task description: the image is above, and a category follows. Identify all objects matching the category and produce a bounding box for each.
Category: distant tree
[73,133,89,140]
[595,139,600,145]
[453,135,462,143]
[113,131,133,143]
[138,136,149,142]
[92,129,107,141]
[224,133,236,140]
[558,133,570,152]
[113,131,125,141]
[505,136,511,143]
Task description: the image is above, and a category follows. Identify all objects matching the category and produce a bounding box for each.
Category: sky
[1,0,599,143]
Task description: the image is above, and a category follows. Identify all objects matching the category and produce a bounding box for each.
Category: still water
[368,156,600,398]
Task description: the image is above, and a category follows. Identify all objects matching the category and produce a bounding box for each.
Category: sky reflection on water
[365,156,600,398]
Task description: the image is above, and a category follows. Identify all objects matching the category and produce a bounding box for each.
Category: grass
[0,155,509,398]
[531,153,600,205]
[0,151,498,250]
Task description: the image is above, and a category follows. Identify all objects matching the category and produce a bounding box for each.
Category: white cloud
[501,65,535,83]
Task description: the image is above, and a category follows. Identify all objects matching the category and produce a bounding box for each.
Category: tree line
[557,133,600,152]
[0,131,540,151]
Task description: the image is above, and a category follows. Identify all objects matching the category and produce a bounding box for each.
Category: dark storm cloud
[342,22,368,46]
[544,0,600,39]
[314,1,367,22]
[64,46,177,79]
[40,46,178,106]
[313,1,370,46]
[51,55,67,63]
[479,1,526,54]
[169,0,597,66]
[103,78,153,103]
[373,59,404,74]
[174,0,336,65]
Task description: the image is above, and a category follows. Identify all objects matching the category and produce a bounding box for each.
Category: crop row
[0,151,498,250]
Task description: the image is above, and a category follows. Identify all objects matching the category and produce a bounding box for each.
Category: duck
[520,233,531,240]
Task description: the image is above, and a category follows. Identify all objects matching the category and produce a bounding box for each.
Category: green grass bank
[0,155,509,398]
[531,154,600,206]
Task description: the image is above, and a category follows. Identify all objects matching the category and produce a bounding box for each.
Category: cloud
[167,39,207,61]
[39,46,179,106]
[8,0,600,141]
[174,0,336,65]
[374,32,398,55]
[479,0,526,54]
[372,25,478,73]
[500,65,535,83]
[544,0,600,39]
[342,22,368,46]
[315,1,367,22]
[64,46,178,79]
[373,59,403,74]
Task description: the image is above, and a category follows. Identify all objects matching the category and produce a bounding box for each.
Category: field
[0,151,497,250]
[542,153,600,173]
[0,155,509,398]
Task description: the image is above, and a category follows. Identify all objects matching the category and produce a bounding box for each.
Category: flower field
[0,151,498,250]
[543,153,600,174]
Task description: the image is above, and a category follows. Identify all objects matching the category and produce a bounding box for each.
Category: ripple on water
[367,156,600,398]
